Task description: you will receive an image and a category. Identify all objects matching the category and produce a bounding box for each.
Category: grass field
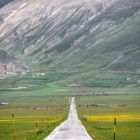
[0,86,140,140]
[0,71,140,140]
[81,121,140,140]
[0,97,69,140]
[77,94,140,140]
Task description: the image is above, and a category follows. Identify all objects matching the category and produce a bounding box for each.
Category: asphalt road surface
[44,97,93,140]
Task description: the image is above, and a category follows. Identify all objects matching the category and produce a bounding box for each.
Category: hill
[0,0,140,85]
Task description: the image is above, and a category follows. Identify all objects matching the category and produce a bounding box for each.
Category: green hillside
[0,0,140,87]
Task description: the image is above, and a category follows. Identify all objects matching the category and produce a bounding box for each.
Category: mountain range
[0,0,140,84]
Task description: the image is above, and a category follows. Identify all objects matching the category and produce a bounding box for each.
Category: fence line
[0,115,63,140]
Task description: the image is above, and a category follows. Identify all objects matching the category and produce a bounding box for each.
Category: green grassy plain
[0,71,140,140]
[77,94,140,140]
[0,97,69,140]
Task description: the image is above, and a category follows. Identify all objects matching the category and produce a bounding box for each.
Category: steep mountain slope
[0,0,140,83]
[0,0,113,55]
[0,50,29,76]
[0,0,14,8]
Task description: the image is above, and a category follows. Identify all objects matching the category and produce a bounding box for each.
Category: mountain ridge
[0,0,140,81]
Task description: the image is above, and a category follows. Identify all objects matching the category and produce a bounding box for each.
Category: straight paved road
[44,97,93,140]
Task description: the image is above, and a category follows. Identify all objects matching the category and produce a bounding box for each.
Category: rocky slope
[0,0,14,8]
[0,50,29,76]
[0,0,140,79]
[0,0,113,55]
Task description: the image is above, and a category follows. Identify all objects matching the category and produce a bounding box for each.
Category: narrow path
[44,97,93,140]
